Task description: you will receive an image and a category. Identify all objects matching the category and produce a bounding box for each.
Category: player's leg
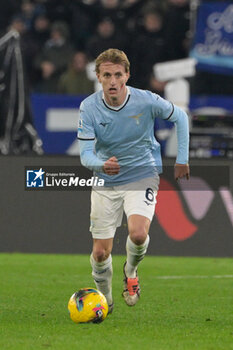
[89,188,123,312]
[126,214,151,278]
[122,214,151,306]
[122,176,159,306]
[90,238,114,310]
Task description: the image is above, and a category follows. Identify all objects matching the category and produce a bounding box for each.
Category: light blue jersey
[78,86,189,186]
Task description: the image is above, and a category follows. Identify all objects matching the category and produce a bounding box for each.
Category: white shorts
[90,176,160,239]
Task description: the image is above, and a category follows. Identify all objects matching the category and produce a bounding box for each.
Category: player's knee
[129,226,148,245]
[92,247,110,262]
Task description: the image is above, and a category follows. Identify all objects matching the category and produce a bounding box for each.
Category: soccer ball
[68,288,108,324]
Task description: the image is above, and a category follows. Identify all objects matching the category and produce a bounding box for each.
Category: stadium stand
[0,0,232,158]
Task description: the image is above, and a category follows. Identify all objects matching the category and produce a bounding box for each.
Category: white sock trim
[126,235,150,253]
[90,253,112,271]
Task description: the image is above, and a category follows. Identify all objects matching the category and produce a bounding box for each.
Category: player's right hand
[103,156,120,175]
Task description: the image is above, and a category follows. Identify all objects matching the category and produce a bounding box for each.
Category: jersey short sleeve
[77,101,95,140]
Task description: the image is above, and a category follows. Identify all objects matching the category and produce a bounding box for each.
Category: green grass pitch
[0,253,232,350]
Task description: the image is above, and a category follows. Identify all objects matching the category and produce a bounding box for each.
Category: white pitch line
[155,275,233,280]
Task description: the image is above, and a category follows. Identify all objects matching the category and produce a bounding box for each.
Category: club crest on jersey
[128,113,143,125]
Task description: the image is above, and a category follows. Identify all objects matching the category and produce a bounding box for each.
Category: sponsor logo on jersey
[99,122,110,127]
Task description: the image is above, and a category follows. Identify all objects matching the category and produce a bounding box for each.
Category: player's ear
[126,72,130,83]
[96,73,101,83]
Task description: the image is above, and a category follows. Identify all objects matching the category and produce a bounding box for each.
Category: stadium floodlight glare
[153,58,197,81]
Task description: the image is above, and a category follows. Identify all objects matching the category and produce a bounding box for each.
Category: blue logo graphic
[26,168,45,188]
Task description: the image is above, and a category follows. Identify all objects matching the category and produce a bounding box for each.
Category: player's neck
[103,86,129,108]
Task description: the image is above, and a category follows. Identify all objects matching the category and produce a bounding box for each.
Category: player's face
[97,62,130,106]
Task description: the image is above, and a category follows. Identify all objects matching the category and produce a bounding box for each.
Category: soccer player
[78,48,189,313]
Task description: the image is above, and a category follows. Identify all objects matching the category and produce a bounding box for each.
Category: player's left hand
[174,163,190,181]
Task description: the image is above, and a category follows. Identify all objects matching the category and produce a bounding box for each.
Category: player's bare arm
[174,163,190,180]
[103,156,120,175]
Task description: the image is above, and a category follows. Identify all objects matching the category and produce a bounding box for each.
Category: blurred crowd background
[0,0,232,156]
[0,0,195,95]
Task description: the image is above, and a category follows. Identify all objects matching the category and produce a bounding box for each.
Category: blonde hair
[95,48,130,74]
